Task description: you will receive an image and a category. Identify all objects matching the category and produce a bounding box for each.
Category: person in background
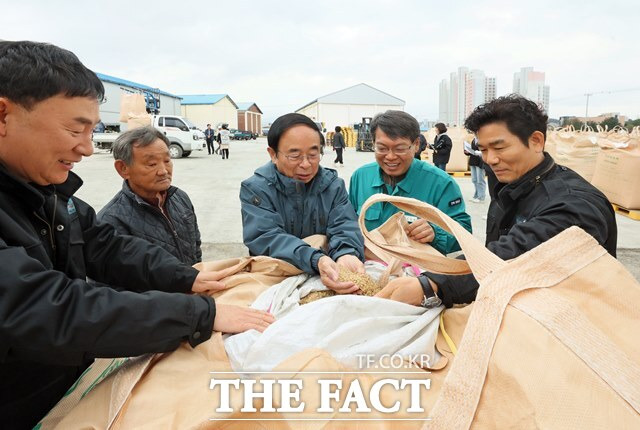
[465,136,486,202]
[98,126,202,265]
[218,123,231,159]
[333,125,345,166]
[349,110,472,256]
[240,113,365,294]
[431,122,452,171]
[0,40,273,428]
[415,133,428,160]
[204,123,215,155]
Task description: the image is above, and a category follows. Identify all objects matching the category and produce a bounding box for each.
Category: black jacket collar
[495,153,556,204]
[0,163,83,210]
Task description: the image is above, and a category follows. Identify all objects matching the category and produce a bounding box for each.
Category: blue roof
[95,72,180,98]
[179,94,229,105]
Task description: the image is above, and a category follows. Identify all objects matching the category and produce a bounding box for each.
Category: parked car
[231,129,256,140]
[93,115,206,158]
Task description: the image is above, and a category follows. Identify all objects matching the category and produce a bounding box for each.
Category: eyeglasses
[374,144,415,156]
[279,152,323,163]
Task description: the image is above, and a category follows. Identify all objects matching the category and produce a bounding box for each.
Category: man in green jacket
[349,110,472,255]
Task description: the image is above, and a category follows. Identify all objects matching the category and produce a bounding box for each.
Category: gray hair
[112,126,169,165]
[370,110,420,143]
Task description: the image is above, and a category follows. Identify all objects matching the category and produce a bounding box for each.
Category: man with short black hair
[376,95,617,308]
[0,40,273,428]
[98,126,202,265]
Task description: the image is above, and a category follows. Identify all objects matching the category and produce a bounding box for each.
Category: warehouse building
[296,83,405,131]
[237,102,263,135]
[179,94,239,130]
[96,72,182,130]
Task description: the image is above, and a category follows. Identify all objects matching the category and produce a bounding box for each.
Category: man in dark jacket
[376,95,617,308]
[98,126,202,266]
[204,123,215,155]
[332,125,345,166]
[0,41,273,429]
[241,113,365,294]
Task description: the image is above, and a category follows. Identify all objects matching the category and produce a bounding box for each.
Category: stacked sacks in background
[591,127,640,210]
[546,125,600,182]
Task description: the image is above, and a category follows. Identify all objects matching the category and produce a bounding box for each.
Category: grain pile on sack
[299,267,381,304]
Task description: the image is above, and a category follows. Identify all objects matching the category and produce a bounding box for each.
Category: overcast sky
[4,0,639,122]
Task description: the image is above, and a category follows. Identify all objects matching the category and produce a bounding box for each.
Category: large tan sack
[547,126,600,181]
[444,126,471,172]
[591,146,640,209]
[45,196,640,429]
[119,93,147,123]
[126,113,152,130]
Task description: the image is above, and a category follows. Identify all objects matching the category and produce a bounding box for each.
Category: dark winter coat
[0,166,214,429]
[98,181,202,265]
[240,162,364,273]
[424,153,617,307]
[432,134,452,165]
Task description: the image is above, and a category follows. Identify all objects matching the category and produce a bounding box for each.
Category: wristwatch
[417,274,442,308]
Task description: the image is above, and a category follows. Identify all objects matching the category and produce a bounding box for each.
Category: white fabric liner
[224,261,443,373]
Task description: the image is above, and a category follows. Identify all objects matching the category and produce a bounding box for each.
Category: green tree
[624,118,640,132]
[562,118,584,129]
[586,121,599,130]
[600,116,620,130]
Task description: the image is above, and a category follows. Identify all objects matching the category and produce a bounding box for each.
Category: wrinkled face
[373,128,417,177]
[0,95,99,185]
[476,122,545,183]
[268,125,321,183]
[118,139,173,199]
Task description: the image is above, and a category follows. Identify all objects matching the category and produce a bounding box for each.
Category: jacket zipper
[33,193,58,262]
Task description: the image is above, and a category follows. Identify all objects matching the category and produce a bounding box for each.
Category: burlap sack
[546,127,600,181]
[45,196,640,429]
[119,93,147,123]
[442,127,471,172]
[126,113,152,130]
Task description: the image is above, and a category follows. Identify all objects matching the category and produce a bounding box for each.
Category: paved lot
[74,137,640,280]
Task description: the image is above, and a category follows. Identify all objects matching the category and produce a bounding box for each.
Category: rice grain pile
[299,267,382,305]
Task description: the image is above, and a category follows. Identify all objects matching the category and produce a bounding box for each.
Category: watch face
[423,295,442,309]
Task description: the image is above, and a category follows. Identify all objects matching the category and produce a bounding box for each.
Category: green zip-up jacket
[349,159,472,255]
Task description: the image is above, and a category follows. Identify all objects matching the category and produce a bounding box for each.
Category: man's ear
[0,98,12,137]
[114,160,130,180]
[267,147,277,164]
[529,130,545,153]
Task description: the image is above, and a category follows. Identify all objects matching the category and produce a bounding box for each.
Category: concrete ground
[75,137,640,280]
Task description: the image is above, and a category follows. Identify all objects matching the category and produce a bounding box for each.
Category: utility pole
[584,93,592,119]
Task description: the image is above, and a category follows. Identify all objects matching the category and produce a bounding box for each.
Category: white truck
[92,115,206,158]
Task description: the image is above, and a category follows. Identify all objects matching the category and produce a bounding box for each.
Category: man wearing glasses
[240,113,365,294]
[349,110,472,255]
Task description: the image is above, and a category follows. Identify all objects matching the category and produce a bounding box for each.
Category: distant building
[179,94,239,130]
[513,67,550,113]
[438,67,496,126]
[96,72,182,130]
[295,83,405,131]
[559,112,627,126]
[236,102,263,135]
